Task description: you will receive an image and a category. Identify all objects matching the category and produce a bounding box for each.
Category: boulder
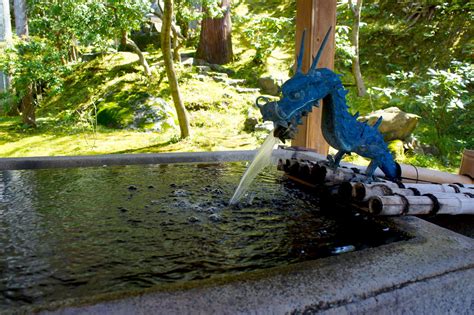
[258,76,282,96]
[358,107,420,141]
[243,117,259,132]
[130,97,177,132]
[97,95,176,132]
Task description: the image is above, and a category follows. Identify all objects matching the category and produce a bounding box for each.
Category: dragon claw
[325,154,339,170]
[361,176,374,184]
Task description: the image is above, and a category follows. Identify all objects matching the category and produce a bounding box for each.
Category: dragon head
[257,27,335,142]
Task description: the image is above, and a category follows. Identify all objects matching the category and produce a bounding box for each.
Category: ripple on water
[0,163,407,309]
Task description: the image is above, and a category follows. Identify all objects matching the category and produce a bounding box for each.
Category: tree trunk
[172,31,181,62]
[349,0,366,97]
[196,0,233,65]
[120,30,128,48]
[13,0,28,37]
[13,0,36,127]
[151,1,184,63]
[162,0,190,138]
[21,84,36,127]
[125,38,152,77]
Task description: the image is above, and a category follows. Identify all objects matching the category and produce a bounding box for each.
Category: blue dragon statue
[257,28,401,182]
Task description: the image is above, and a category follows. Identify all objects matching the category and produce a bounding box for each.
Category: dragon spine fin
[373,116,383,129]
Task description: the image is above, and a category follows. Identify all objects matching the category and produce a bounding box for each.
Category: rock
[212,72,228,78]
[193,59,235,75]
[243,117,259,132]
[206,206,219,214]
[235,87,260,94]
[211,73,228,82]
[172,189,188,197]
[227,79,246,86]
[193,74,207,81]
[188,216,200,223]
[210,64,235,75]
[258,76,283,96]
[97,95,177,132]
[211,72,246,86]
[357,107,420,141]
[130,97,177,132]
[420,144,440,156]
[181,57,194,67]
[209,213,221,222]
[196,65,211,73]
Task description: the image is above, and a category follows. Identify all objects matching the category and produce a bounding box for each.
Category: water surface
[0,163,405,309]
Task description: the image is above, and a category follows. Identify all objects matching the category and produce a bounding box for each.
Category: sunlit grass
[0,114,262,157]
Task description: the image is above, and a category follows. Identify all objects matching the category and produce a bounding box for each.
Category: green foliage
[27,0,151,51]
[388,139,405,160]
[236,14,294,64]
[0,37,70,101]
[369,61,473,164]
[173,0,228,46]
[335,25,355,68]
[333,0,473,168]
[360,0,472,71]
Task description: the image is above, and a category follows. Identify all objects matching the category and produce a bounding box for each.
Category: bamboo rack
[277,157,474,216]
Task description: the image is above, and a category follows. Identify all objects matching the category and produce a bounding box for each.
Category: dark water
[0,163,406,309]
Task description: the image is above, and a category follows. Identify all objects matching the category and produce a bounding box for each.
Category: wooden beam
[292,0,337,154]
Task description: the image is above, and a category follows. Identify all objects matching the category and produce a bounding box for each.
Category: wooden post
[292,0,337,154]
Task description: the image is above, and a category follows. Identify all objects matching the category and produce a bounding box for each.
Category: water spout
[229,131,280,205]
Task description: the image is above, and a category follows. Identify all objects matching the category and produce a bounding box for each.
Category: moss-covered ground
[0,0,295,159]
[0,47,278,157]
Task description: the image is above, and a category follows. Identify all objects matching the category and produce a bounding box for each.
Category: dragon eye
[289,91,303,100]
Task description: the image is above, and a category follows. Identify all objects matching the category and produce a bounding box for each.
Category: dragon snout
[256,96,282,122]
[256,96,295,142]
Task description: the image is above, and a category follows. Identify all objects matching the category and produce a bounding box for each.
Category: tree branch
[125,38,152,77]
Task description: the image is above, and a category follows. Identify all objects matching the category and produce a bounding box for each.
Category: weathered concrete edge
[0,148,330,171]
[320,267,474,315]
[0,151,258,170]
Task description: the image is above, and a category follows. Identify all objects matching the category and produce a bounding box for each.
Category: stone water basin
[0,150,473,314]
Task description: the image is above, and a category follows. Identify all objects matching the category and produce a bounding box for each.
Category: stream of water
[229,131,280,205]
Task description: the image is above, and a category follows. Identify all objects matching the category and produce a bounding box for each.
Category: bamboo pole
[337,161,473,184]
[397,164,472,184]
[278,158,371,184]
[368,195,474,216]
[352,183,473,201]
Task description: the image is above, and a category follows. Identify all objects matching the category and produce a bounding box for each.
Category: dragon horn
[296,29,306,73]
[309,26,332,73]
